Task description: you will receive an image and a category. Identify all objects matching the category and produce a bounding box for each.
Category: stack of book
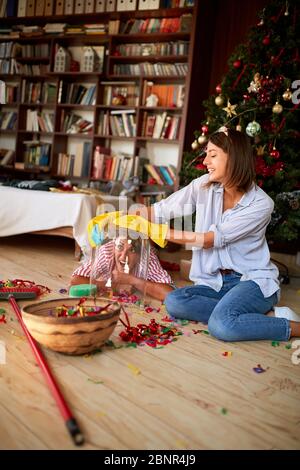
[144,163,176,186]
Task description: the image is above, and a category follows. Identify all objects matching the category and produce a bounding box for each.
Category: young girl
[151,128,300,341]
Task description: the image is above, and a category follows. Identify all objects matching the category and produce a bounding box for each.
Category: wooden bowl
[21,297,121,355]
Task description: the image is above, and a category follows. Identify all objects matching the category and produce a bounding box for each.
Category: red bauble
[262,36,270,45]
[233,59,242,68]
[201,125,209,134]
[215,83,222,94]
[243,94,250,101]
[270,149,280,159]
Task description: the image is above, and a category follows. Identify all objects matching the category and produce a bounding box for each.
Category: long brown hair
[208,129,255,192]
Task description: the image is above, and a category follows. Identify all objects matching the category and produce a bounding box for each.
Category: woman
[151,128,299,341]
[70,236,174,301]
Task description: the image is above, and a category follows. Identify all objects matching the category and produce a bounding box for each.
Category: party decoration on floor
[253,364,268,373]
[271,341,280,347]
[0,279,50,299]
[222,351,233,357]
[127,363,141,375]
[119,306,181,348]
[0,314,6,324]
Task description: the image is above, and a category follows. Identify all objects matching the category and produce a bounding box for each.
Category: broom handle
[9,295,84,446]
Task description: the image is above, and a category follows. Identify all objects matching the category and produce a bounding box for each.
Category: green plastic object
[69,284,97,297]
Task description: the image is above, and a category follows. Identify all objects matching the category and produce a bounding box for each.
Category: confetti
[87,378,104,384]
[105,340,123,349]
[59,288,68,294]
[175,439,188,449]
[127,363,141,375]
[119,316,179,348]
[0,308,6,314]
[220,408,228,415]
[0,314,7,324]
[222,351,233,357]
[253,364,268,374]
[271,341,280,347]
[285,343,292,349]
[84,353,93,360]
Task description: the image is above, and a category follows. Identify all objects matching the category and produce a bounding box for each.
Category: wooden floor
[0,234,299,450]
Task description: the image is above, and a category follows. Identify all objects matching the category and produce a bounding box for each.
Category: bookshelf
[0,0,211,202]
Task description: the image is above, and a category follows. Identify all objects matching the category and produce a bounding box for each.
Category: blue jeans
[165,273,290,342]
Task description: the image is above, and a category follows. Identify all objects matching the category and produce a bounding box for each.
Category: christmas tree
[181,0,300,244]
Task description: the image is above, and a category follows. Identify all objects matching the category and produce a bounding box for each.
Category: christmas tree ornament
[270,148,280,159]
[272,101,283,114]
[282,88,292,101]
[215,95,224,106]
[191,140,199,150]
[246,120,261,137]
[197,133,207,145]
[215,84,222,94]
[233,59,242,68]
[236,124,242,132]
[284,1,289,16]
[243,94,250,101]
[201,124,209,134]
[256,145,266,156]
[257,8,265,26]
[262,36,270,46]
[247,73,261,93]
[222,100,237,117]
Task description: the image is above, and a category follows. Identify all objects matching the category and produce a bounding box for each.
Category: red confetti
[0,314,7,324]
[119,310,179,348]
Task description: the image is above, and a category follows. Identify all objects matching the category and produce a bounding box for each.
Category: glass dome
[88,222,150,303]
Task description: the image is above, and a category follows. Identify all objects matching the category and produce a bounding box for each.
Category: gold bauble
[282,89,292,101]
[215,95,224,106]
[197,134,208,145]
[272,101,283,114]
[191,140,199,150]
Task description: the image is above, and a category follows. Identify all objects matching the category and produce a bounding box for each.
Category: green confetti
[87,378,104,384]
[201,330,210,335]
[271,341,280,347]
[0,308,6,314]
[125,342,137,348]
[155,346,164,349]
[105,340,123,349]
[285,343,292,349]
[221,408,228,415]
[179,319,189,325]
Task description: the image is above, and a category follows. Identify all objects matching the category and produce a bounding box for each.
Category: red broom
[8,295,84,446]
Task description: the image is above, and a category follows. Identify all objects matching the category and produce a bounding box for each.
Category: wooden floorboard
[0,234,299,450]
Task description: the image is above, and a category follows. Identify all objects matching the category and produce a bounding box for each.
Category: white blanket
[0,186,97,253]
